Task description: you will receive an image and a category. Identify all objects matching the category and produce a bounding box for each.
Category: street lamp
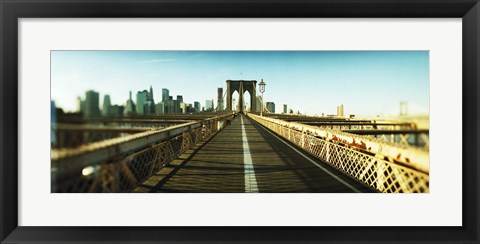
[259,79,266,116]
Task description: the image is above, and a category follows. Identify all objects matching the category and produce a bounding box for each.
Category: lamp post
[259,79,266,116]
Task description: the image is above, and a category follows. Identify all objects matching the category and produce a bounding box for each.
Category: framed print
[1,0,479,243]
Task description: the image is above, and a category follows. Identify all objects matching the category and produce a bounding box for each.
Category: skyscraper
[337,104,344,117]
[144,85,156,115]
[217,87,224,111]
[84,90,100,117]
[185,103,193,113]
[266,102,275,113]
[180,102,186,114]
[102,94,111,116]
[155,102,165,115]
[166,97,175,114]
[136,90,149,115]
[194,101,201,113]
[205,99,213,111]
[283,104,287,114]
[162,88,169,102]
[124,91,136,116]
[149,85,154,101]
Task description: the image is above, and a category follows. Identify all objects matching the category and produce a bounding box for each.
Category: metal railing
[52,113,234,193]
[247,113,429,193]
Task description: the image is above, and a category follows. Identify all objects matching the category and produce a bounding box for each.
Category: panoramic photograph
[51,51,430,193]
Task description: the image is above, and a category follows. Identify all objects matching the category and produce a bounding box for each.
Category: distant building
[145,85,156,115]
[173,100,179,114]
[155,102,165,115]
[185,103,193,113]
[194,101,201,113]
[205,99,214,111]
[110,105,124,117]
[337,104,344,117]
[217,87,224,111]
[136,90,149,115]
[266,102,275,113]
[162,88,169,102]
[136,85,156,115]
[166,99,175,114]
[102,95,111,116]
[180,102,186,114]
[144,101,155,115]
[124,91,136,116]
[84,90,100,117]
[283,104,287,114]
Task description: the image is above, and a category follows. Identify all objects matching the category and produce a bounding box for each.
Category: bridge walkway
[135,114,374,193]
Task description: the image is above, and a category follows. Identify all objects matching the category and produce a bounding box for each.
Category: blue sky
[51,51,429,116]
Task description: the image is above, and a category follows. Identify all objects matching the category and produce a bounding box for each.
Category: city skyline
[51,51,429,116]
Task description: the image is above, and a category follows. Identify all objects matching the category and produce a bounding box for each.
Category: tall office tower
[149,85,154,101]
[143,85,156,115]
[217,87,224,111]
[136,90,149,115]
[266,102,275,113]
[172,99,179,114]
[256,96,262,112]
[177,95,183,103]
[283,104,287,114]
[144,101,155,115]
[166,98,175,114]
[180,103,186,114]
[155,102,165,115]
[162,88,169,102]
[194,101,201,113]
[124,91,136,116]
[84,90,100,117]
[337,104,344,117]
[186,103,193,113]
[175,95,183,113]
[102,95,111,116]
[205,100,213,111]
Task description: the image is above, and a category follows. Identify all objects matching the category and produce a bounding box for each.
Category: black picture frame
[1,0,479,243]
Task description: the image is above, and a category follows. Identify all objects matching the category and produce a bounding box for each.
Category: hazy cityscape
[54,84,284,118]
[51,51,429,194]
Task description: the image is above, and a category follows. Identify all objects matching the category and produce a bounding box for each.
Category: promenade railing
[51,113,234,193]
[247,113,429,193]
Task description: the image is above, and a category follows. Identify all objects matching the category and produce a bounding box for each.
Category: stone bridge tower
[225,80,257,112]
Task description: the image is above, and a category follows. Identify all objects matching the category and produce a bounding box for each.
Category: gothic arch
[226,80,257,112]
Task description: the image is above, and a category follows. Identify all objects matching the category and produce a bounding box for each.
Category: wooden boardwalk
[135,114,373,193]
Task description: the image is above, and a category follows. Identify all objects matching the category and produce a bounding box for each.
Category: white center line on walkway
[241,115,259,193]
[258,121,361,193]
